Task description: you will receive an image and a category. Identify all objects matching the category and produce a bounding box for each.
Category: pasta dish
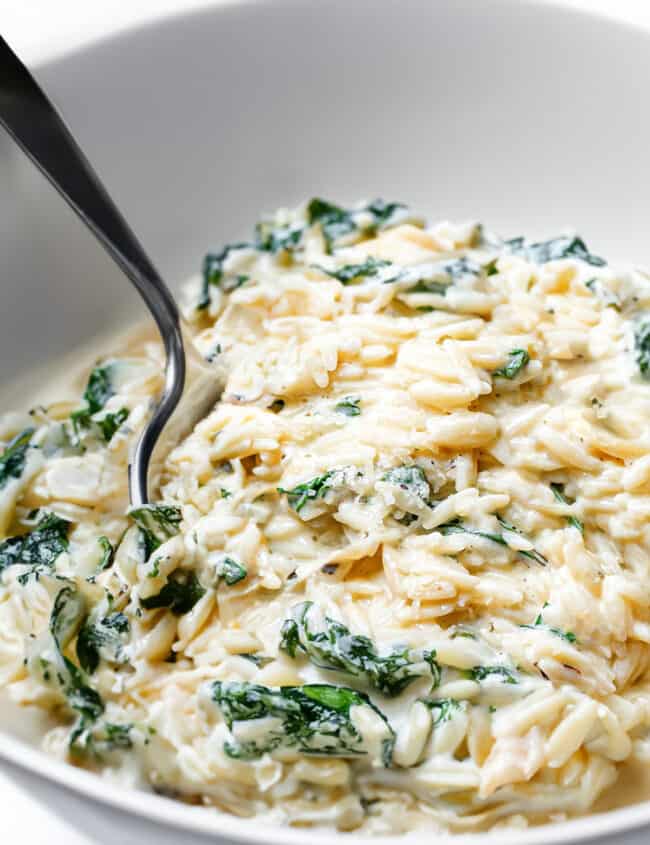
[1,198,650,834]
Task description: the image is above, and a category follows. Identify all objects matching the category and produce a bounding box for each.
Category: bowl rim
[3,0,650,841]
[21,0,650,65]
[2,725,650,845]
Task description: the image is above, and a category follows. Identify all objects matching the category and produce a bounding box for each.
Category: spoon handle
[0,35,186,506]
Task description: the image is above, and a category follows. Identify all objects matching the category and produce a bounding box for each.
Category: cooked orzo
[1,197,650,834]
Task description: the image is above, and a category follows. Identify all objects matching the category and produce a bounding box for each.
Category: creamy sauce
[0,199,650,834]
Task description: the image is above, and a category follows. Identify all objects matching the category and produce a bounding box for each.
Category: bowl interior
[2,0,650,396]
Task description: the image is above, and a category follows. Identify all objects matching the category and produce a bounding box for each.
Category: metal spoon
[0,35,223,507]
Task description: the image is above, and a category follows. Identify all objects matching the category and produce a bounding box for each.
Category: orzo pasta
[1,198,650,834]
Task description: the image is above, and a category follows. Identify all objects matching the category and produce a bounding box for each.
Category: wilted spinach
[0,428,34,490]
[505,235,605,267]
[493,349,530,379]
[280,602,440,697]
[209,680,395,764]
[0,512,70,584]
[140,569,205,615]
[129,503,182,559]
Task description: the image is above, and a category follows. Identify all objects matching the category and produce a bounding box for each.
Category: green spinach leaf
[255,221,304,254]
[635,320,650,379]
[0,512,70,584]
[47,587,131,757]
[70,365,128,443]
[0,428,35,490]
[209,680,395,764]
[421,698,462,725]
[493,349,530,379]
[316,257,391,284]
[335,396,361,417]
[520,607,577,644]
[76,612,129,675]
[199,243,251,309]
[550,483,584,533]
[438,517,547,565]
[381,465,430,502]
[307,198,408,252]
[129,503,182,559]
[280,601,440,697]
[505,235,605,267]
[140,569,205,615]
[278,470,338,513]
[466,665,518,684]
[215,554,247,586]
[403,257,482,295]
[96,536,115,573]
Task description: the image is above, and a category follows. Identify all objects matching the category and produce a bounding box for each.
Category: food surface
[1,199,650,834]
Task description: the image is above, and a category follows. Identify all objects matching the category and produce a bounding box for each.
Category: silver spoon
[0,35,223,507]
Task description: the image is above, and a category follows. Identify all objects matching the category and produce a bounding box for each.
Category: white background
[1,0,650,841]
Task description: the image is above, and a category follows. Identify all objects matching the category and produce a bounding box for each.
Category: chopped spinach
[438,517,547,565]
[635,320,650,379]
[140,569,205,615]
[70,364,128,443]
[316,257,391,284]
[199,243,251,309]
[49,590,102,725]
[505,235,605,267]
[96,536,115,573]
[209,680,395,764]
[214,554,247,586]
[307,198,408,252]
[65,658,105,726]
[381,465,430,502]
[438,518,505,546]
[307,199,357,251]
[0,512,70,584]
[255,220,304,254]
[129,503,182,559]
[496,516,548,565]
[550,483,584,533]
[280,601,440,697]
[78,365,115,415]
[403,257,482,295]
[0,428,34,490]
[520,608,577,644]
[363,199,408,229]
[96,408,129,442]
[493,349,530,379]
[50,585,86,650]
[47,587,131,757]
[466,665,518,684]
[421,698,462,725]
[335,396,361,417]
[585,277,620,310]
[239,653,274,668]
[278,470,339,513]
[79,721,133,754]
[69,709,133,757]
[76,612,129,675]
[553,627,577,644]
[147,558,161,579]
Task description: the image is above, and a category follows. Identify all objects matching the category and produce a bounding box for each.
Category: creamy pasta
[1,198,650,834]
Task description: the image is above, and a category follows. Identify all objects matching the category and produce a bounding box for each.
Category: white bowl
[2,1,650,842]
